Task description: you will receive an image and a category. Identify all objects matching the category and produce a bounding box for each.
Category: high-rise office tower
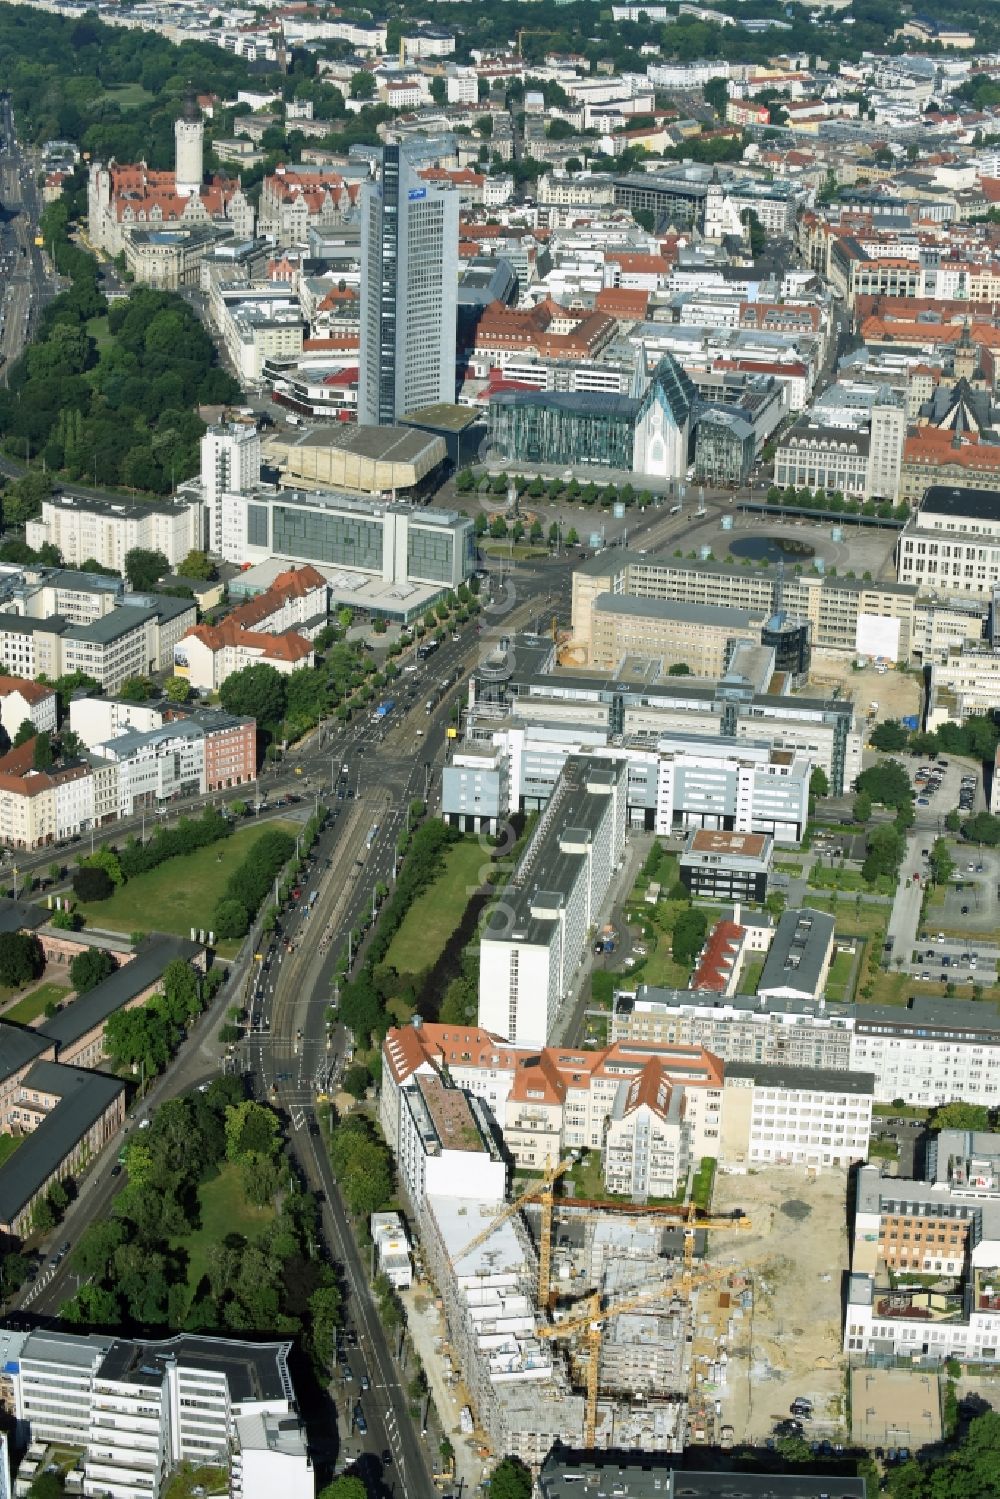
[359,144,459,426]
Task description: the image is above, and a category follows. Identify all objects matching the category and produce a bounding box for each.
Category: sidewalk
[401,1281,484,1496]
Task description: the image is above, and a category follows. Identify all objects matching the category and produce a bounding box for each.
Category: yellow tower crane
[537,1265,736,1449]
[451,1155,577,1295]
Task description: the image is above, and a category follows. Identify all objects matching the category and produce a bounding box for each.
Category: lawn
[0,1135,22,1166]
[569,1148,684,1206]
[161,1465,229,1499]
[808,866,885,893]
[99,82,154,108]
[173,1163,274,1304]
[824,950,856,1003]
[804,896,890,940]
[74,820,298,952]
[740,958,765,995]
[383,837,487,977]
[3,982,70,1025]
[85,314,112,349]
[479,541,550,560]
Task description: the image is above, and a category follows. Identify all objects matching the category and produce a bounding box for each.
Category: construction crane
[451,1155,577,1291]
[682,1204,753,1279]
[537,1265,735,1448]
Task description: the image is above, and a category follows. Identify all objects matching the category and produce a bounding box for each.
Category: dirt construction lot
[805,656,921,726]
[709,1167,850,1445]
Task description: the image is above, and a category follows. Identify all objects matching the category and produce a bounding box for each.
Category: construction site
[408,1156,855,1475]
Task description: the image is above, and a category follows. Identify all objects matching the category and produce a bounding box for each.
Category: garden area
[61,1087,341,1380]
[824,949,857,1003]
[2,981,70,1025]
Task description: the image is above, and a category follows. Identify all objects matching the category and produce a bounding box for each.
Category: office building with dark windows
[215,488,474,619]
[359,143,460,425]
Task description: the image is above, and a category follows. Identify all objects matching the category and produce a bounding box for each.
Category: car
[942,956,951,966]
[382,1448,392,1466]
[917,797,930,805]
[360,1373,370,1391]
[938,759,949,767]
[920,971,930,980]
[937,932,945,942]
[354,1405,367,1436]
[111,1163,122,1177]
[962,905,970,915]
[138,1118,151,1129]
[292,887,302,900]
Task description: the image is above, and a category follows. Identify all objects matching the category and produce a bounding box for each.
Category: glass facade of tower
[359,146,459,426]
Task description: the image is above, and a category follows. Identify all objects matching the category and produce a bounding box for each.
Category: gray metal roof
[39,935,201,1052]
[757,907,836,999]
[0,1064,125,1225]
[726,1061,874,1096]
[539,1450,866,1498]
[593,592,755,630]
[0,1022,51,1084]
[0,897,49,935]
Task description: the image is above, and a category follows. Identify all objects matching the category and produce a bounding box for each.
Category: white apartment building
[12,1330,309,1499]
[929,649,1000,723]
[201,423,261,558]
[603,1069,691,1199]
[0,677,57,741]
[478,756,627,1048]
[209,285,305,387]
[897,486,1000,599]
[371,1211,413,1290]
[26,493,204,574]
[396,1072,507,1214]
[69,696,171,750]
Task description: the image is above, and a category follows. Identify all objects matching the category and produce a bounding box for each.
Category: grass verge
[383,838,488,977]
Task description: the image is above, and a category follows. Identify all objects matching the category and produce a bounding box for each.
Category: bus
[365,823,379,850]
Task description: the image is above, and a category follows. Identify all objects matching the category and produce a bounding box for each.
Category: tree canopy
[0,932,45,988]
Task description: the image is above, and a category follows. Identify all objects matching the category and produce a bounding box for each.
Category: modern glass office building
[359,144,459,426]
[228,489,475,589]
[488,389,639,470]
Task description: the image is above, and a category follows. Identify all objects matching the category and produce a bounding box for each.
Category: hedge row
[118,808,232,879]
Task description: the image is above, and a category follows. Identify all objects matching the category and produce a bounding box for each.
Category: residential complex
[25,493,204,575]
[0,930,203,1234]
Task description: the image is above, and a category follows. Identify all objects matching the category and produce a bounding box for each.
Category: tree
[667,662,692,676]
[32,731,53,770]
[119,676,152,702]
[214,898,249,939]
[871,720,910,752]
[318,1480,368,1499]
[703,76,729,116]
[0,932,44,988]
[225,1100,281,1162]
[809,766,830,799]
[219,662,288,725]
[488,1457,533,1499]
[165,675,190,703]
[27,1472,65,1499]
[855,759,913,810]
[342,1062,371,1099]
[929,838,954,887]
[124,548,169,590]
[69,947,117,994]
[930,1102,991,1132]
[83,847,123,888]
[178,549,215,580]
[945,809,962,833]
[962,812,1000,846]
[672,907,708,967]
[853,790,872,824]
[862,825,903,884]
[350,70,376,100]
[12,718,35,746]
[565,527,579,546]
[73,865,113,902]
[741,207,766,257]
